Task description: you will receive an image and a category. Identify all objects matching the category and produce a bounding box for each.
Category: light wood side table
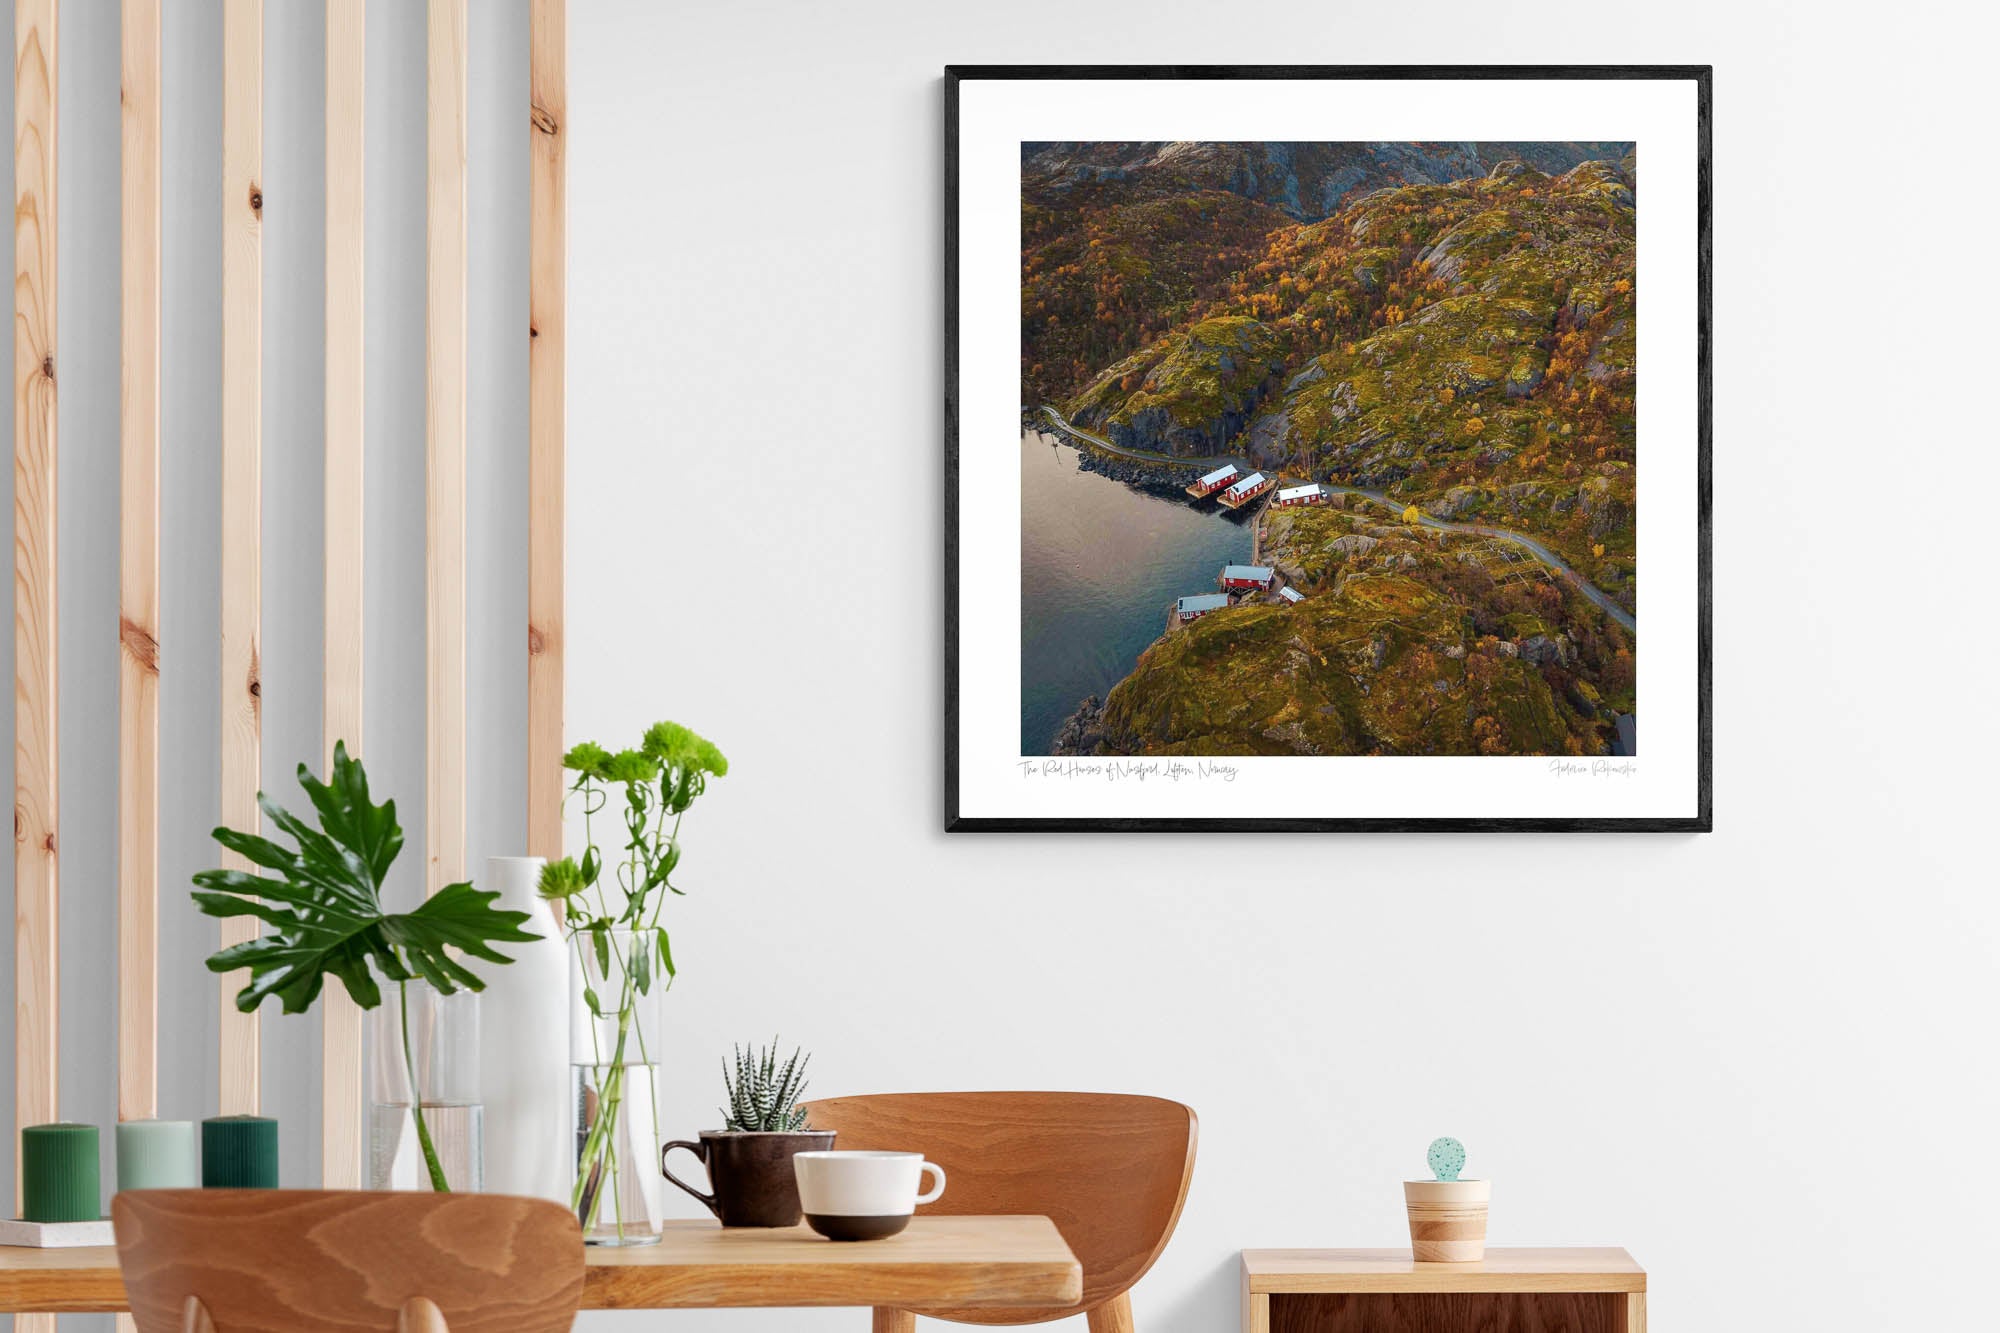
[1242,1247,1646,1332]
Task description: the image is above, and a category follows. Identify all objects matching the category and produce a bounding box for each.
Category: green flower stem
[398,978,451,1192]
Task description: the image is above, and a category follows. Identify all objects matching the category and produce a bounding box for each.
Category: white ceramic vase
[477,856,570,1202]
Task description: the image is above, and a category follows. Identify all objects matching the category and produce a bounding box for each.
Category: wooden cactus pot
[1404,1178,1491,1262]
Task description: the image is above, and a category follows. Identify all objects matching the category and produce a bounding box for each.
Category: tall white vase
[478,856,570,1202]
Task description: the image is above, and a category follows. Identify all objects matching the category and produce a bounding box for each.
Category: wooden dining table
[0,1215,1083,1315]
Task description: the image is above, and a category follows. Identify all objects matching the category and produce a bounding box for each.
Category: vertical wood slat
[427,0,467,895]
[218,0,263,1115]
[13,3,57,1330]
[527,0,565,862]
[119,0,162,1133]
[321,0,367,1188]
[119,17,162,1319]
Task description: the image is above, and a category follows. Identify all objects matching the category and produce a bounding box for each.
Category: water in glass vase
[369,1101,485,1192]
[572,1061,663,1245]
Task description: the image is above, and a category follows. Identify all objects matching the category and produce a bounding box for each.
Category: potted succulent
[191,743,538,1192]
[1404,1136,1490,1263]
[661,1042,833,1227]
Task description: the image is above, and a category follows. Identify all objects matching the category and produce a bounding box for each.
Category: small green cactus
[1427,1136,1466,1181]
[719,1039,814,1132]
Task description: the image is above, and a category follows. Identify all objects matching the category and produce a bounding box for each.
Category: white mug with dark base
[793,1150,947,1240]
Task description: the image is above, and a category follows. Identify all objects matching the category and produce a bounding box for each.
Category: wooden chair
[801,1092,1196,1333]
[112,1189,585,1333]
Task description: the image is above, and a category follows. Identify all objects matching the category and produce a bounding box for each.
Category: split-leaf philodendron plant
[192,742,538,1191]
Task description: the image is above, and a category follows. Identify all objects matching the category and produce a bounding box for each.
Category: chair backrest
[113,1189,585,1333]
[801,1092,1196,1325]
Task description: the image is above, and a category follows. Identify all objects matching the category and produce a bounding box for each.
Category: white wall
[0,2,1993,1332]
[566,1,1999,1331]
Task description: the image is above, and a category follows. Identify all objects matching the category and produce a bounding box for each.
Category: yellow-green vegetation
[1025,146,1642,758]
[1083,501,1637,757]
[1064,316,1287,457]
[1095,572,1610,757]
[1022,191,1292,403]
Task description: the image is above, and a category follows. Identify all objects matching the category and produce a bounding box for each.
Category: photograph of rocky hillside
[1020,141,1639,758]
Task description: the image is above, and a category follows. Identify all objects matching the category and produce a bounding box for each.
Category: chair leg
[181,1296,217,1333]
[1087,1292,1136,1333]
[398,1297,450,1332]
[872,1310,916,1333]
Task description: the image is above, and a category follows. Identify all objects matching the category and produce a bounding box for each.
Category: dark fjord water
[1020,430,1253,753]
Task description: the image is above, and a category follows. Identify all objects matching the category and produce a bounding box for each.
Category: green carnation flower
[562,741,612,779]
[601,748,659,785]
[538,856,587,900]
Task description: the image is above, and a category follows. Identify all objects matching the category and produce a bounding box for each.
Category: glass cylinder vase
[369,983,483,1192]
[570,930,666,1245]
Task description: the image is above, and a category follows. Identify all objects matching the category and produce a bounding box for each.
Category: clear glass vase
[370,983,483,1192]
[570,930,666,1245]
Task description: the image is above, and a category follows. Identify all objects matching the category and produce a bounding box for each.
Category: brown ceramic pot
[662,1130,835,1227]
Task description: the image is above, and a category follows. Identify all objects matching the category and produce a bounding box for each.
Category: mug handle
[915,1160,947,1206]
[661,1139,720,1218]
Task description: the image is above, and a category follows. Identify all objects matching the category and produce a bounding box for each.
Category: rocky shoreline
[1048,694,1106,757]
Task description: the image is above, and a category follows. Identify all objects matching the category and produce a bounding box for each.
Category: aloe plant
[720,1041,813,1132]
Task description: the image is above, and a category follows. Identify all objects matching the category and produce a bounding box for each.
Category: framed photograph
[947,66,1710,832]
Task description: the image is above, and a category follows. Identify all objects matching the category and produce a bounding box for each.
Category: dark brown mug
[662,1129,835,1227]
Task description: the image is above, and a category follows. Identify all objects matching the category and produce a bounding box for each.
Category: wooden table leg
[1626,1292,1647,1333]
[873,1309,915,1333]
[1243,1290,1270,1333]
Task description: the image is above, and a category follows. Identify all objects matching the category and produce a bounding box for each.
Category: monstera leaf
[194,741,538,1015]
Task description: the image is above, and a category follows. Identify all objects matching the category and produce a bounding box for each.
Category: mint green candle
[22,1123,100,1222]
[201,1116,278,1189]
[117,1120,199,1190]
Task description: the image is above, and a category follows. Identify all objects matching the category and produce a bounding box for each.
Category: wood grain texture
[217,0,262,1116]
[1241,1250,1646,1296]
[13,3,58,1330]
[115,7,161,1322]
[803,1092,1196,1326]
[320,0,367,1191]
[1269,1293,1623,1333]
[14,1216,1080,1314]
[1086,1291,1135,1333]
[1245,1291,1271,1333]
[113,1191,584,1333]
[526,0,565,860]
[178,1297,212,1333]
[426,0,467,895]
[1622,1294,1644,1333]
[872,1310,916,1333]
[118,0,162,1133]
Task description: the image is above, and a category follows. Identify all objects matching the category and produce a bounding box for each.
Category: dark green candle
[201,1116,278,1189]
[22,1123,100,1222]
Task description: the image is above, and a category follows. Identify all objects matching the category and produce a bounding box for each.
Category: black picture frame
[946,65,1711,833]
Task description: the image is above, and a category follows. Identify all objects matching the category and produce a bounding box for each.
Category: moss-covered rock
[1065,316,1286,457]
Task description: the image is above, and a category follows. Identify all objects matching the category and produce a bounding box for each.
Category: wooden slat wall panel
[121,10,164,1310]
[527,0,565,862]
[427,0,467,895]
[119,0,162,1133]
[218,0,263,1115]
[321,0,368,1188]
[13,3,57,1330]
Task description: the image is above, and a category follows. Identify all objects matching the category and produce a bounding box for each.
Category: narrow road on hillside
[1036,404,1636,634]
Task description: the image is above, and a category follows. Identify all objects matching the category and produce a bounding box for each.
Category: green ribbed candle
[117,1120,199,1190]
[22,1123,100,1222]
[201,1116,278,1189]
